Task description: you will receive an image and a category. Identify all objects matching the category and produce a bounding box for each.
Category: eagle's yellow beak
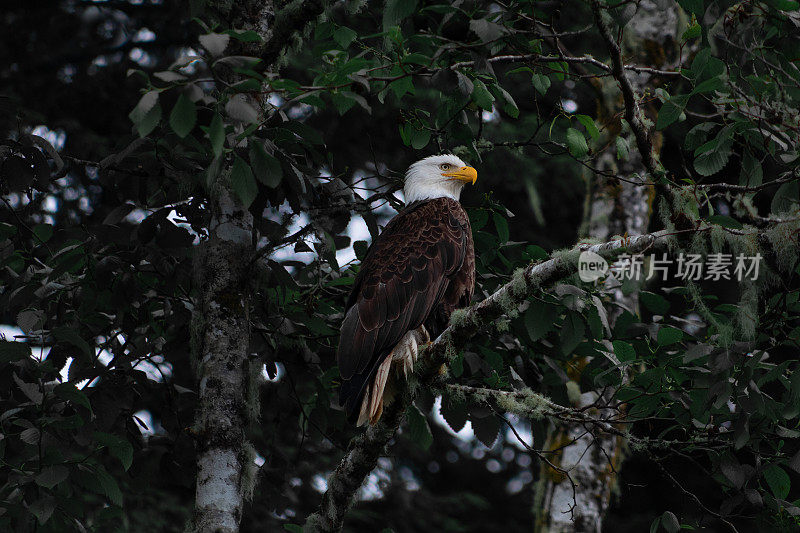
[442,166,478,185]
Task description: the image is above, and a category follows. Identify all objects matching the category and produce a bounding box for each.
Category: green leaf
[479,346,503,371]
[33,224,54,243]
[685,123,716,151]
[0,340,30,363]
[493,212,509,243]
[468,208,489,231]
[169,94,197,138]
[135,103,161,138]
[739,151,762,187]
[763,464,790,500]
[388,76,415,100]
[225,29,263,43]
[440,397,467,433]
[129,90,159,124]
[613,340,636,362]
[331,92,356,115]
[54,383,92,412]
[208,113,225,158]
[333,26,357,48]
[656,95,689,130]
[94,432,134,471]
[763,0,799,10]
[400,123,431,149]
[199,33,230,57]
[694,145,731,176]
[524,244,547,261]
[471,79,495,111]
[682,22,701,40]
[231,155,258,209]
[95,465,123,506]
[52,327,92,357]
[249,142,282,188]
[531,73,551,95]
[692,75,724,94]
[565,128,589,158]
[383,0,418,32]
[495,85,519,118]
[640,291,669,315]
[471,413,500,448]
[708,214,743,229]
[0,222,17,240]
[35,465,69,489]
[525,300,555,341]
[657,327,684,346]
[771,181,799,214]
[411,128,431,149]
[661,511,681,533]
[402,52,430,66]
[650,516,662,533]
[576,115,600,140]
[353,240,369,261]
[29,497,56,525]
[560,312,585,355]
[615,136,629,160]
[406,404,433,450]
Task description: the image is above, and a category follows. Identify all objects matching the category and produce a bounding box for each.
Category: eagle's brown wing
[338,197,473,421]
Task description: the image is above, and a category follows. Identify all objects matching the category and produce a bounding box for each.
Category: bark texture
[535,2,679,531]
[190,1,327,531]
[305,230,677,532]
[192,189,255,533]
[305,397,407,531]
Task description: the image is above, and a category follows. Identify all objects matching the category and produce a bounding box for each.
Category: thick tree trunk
[192,190,255,533]
[190,2,276,531]
[534,2,679,531]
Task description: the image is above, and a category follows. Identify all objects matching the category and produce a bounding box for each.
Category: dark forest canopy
[1,0,800,532]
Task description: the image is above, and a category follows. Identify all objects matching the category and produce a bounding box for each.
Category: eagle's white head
[403,154,478,203]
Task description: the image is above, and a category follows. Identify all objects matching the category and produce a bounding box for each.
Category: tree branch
[449,53,681,77]
[260,0,327,68]
[590,0,660,180]
[303,230,675,531]
[445,384,624,428]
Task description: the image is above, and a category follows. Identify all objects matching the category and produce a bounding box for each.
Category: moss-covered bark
[191,188,255,533]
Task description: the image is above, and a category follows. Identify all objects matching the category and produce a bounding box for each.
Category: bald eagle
[338,154,477,425]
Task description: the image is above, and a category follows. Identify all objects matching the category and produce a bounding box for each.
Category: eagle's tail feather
[356,326,429,426]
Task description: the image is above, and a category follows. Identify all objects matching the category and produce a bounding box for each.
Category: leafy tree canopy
[1,0,800,531]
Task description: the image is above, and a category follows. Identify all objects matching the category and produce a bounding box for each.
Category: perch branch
[303,230,675,531]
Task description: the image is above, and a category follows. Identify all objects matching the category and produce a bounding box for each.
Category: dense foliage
[1,0,800,531]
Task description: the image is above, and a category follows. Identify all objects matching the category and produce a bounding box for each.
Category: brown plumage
[338,196,475,425]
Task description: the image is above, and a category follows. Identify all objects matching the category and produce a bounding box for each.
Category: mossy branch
[445,384,622,428]
[304,218,800,531]
[260,0,327,68]
[303,230,674,532]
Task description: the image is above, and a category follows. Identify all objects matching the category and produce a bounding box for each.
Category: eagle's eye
[439,163,452,171]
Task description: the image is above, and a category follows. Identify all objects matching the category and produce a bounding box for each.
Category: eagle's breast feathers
[337,197,475,425]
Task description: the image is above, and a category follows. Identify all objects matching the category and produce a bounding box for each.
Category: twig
[590,0,659,179]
